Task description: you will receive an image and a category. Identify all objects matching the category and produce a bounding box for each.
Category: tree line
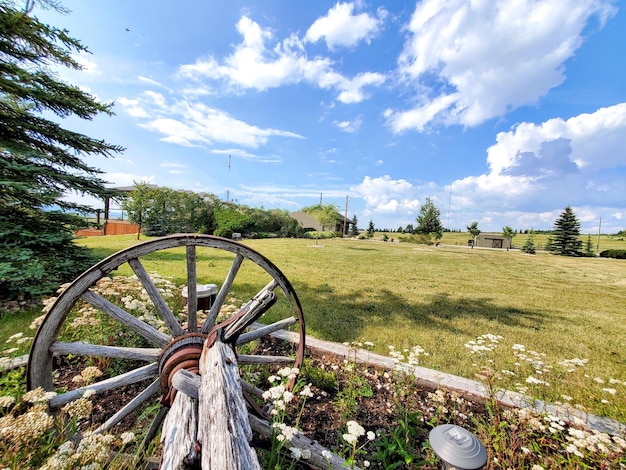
[122,183,305,240]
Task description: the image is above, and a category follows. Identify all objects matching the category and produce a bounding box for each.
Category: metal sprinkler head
[429,424,487,470]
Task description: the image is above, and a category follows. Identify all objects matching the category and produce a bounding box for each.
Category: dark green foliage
[350,214,359,236]
[0,210,96,297]
[123,184,303,238]
[521,230,536,254]
[366,220,375,238]
[0,4,122,299]
[398,233,433,245]
[213,226,233,239]
[416,198,443,239]
[467,221,481,240]
[599,249,626,259]
[584,234,595,257]
[551,206,583,256]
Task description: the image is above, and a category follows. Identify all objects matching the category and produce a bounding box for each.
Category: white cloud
[104,173,155,188]
[177,15,385,103]
[388,0,616,132]
[73,52,101,75]
[351,175,421,214]
[334,115,362,133]
[137,76,163,87]
[210,148,282,163]
[119,91,304,148]
[305,2,387,50]
[487,103,626,176]
[448,103,626,218]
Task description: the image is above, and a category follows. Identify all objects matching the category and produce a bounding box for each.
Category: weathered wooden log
[198,337,261,469]
[160,390,199,470]
[172,369,356,469]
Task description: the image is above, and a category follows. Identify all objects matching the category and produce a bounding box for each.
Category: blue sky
[36,0,626,233]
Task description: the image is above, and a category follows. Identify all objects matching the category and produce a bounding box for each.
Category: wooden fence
[75,220,139,237]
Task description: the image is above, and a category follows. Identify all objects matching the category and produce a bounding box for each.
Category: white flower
[346,420,365,437]
[366,431,375,441]
[321,450,332,460]
[342,433,357,445]
[120,432,135,444]
[6,333,24,343]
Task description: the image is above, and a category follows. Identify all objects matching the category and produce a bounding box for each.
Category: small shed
[476,234,512,250]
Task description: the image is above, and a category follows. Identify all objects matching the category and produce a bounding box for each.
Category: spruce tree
[0,3,123,299]
[552,206,583,256]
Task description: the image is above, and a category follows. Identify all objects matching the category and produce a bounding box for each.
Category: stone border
[265,327,625,437]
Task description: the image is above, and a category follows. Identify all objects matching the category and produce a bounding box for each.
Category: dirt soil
[54,337,484,467]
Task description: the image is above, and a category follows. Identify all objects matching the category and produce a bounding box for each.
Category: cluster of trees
[389,198,598,258]
[1,2,122,300]
[122,183,305,240]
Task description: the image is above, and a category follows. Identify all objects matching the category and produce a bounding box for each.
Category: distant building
[476,234,512,249]
[290,211,354,236]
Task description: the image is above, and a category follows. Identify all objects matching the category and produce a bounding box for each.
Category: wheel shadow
[295,282,559,344]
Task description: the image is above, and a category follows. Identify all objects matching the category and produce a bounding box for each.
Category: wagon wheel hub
[159,333,207,405]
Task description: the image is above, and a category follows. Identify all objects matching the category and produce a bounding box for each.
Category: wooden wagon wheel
[27,234,306,451]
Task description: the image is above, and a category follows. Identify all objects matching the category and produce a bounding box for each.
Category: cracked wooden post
[160,333,260,469]
[197,335,261,470]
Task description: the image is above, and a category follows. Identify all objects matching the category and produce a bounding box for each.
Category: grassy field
[4,233,625,420]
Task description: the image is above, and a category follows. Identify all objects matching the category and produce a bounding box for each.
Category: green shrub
[302,231,335,239]
[397,233,432,245]
[599,249,626,259]
[213,227,233,239]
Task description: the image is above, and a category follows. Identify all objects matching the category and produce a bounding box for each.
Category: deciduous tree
[302,203,339,244]
[467,221,481,247]
[415,198,443,240]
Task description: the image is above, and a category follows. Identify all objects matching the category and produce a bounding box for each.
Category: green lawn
[4,233,625,420]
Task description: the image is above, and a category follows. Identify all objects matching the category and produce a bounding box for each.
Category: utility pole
[343,195,349,236]
[319,193,323,204]
[597,217,602,253]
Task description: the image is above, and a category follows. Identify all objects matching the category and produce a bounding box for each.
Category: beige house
[290,211,354,235]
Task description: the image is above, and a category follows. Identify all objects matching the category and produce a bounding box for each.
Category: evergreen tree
[584,234,595,257]
[350,214,359,236]
[366,220,375,238]
[552,206,583,256]
[0,3,123,299]
[521,229,536,254]
[415,197,443,240]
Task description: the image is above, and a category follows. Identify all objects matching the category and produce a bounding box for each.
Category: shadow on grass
[296,282,558,344]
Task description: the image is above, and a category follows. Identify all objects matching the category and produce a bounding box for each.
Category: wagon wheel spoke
[129,257,185,337]
[186,245,198,332]
[49,362,158,409]
[236,317,297,345]
[223,280,278,341]
[81,290,171,348]
[94,379,161,434]
[238,355,294,366]
[139,405,169,454]
[200,253,244,334]
[50,341,161,362]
